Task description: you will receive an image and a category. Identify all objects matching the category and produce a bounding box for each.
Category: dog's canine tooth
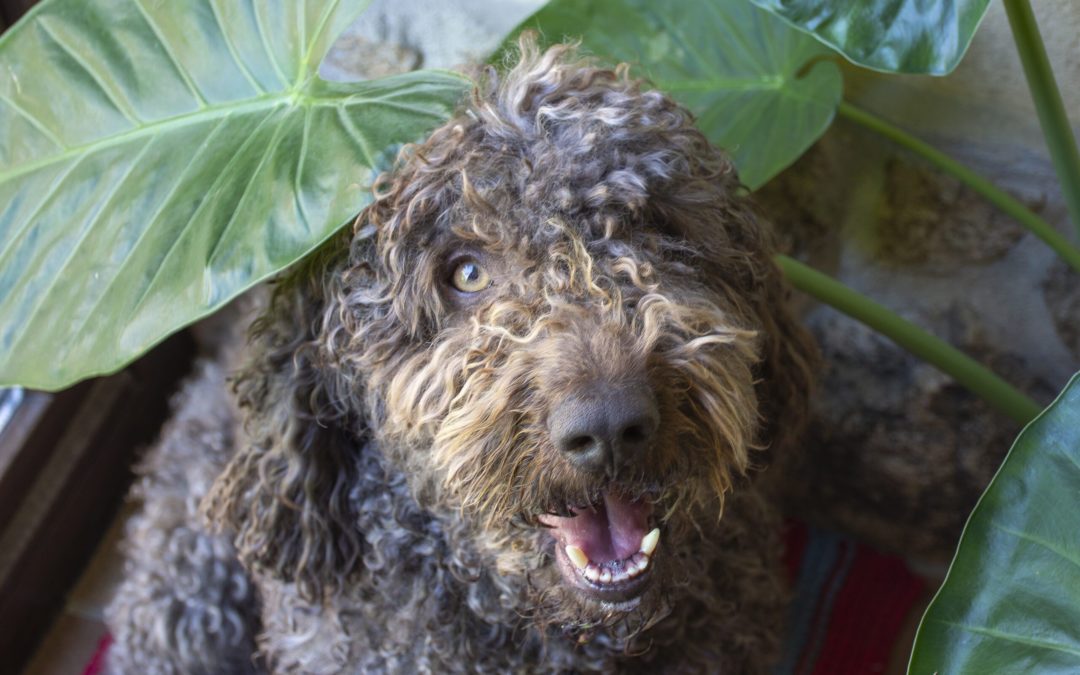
[640,528,660,555]
[565,545,589,570]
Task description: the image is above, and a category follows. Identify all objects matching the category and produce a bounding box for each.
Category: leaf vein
[301,0,345,80]
[939,620,1080,657]
[702,1,767,73]
[0,91,67,149]
[0,158,84,270]
[294,105,314,233]
[67,115,234,342]
[296,0,306,84]
[205,109,294,269]
[346,97,450,120]
[992,523,1080,570]
[640,7,719,81]
[0,96,282,185]
[129,0,209,107]
[334,104,376,168]
[36,17,141,125]
[206,0,267,95]
[10,139,159,350]
[662,77,783,92]
[0,76,463,188]
[251,0,290,89]
[127,110,284,317]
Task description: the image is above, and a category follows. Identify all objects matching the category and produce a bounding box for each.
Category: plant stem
[775,255,1042,425]
[1004,0,1080,240]
[838,101,1080,275]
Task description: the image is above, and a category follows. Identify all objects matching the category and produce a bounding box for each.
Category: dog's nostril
[622,425,647,444]
[549,384,659,475]
[566,436,594,453]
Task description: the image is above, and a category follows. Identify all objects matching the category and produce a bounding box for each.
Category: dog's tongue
[543,492,651,563]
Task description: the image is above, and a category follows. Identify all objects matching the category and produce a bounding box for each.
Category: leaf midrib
[661,76,785,92]
[0,86,367,186]
[937,620,1080,657]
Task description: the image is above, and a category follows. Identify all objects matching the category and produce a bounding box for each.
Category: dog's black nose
[549,385,659,476]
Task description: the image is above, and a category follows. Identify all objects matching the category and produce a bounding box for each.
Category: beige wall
[846,0,1080,152]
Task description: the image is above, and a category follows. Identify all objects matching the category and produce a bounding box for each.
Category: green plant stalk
[775,255,1042,426]
[837,101,1080,275]
[1004,0,1080,240]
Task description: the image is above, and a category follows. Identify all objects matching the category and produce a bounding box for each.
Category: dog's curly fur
[106,37,816,673]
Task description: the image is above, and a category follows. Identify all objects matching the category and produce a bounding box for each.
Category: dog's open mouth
[539,490,658,604]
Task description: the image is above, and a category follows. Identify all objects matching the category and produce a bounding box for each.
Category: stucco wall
[846,0,1080,152]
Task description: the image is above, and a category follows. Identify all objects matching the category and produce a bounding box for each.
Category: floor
[21,505,130,675]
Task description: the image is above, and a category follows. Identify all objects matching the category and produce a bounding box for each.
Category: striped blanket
[778,522,926,674]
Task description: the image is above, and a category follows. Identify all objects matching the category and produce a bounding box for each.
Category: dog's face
[337,45,772,630]
[212,41,810,639]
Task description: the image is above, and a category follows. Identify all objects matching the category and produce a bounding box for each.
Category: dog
[105,36,816,673]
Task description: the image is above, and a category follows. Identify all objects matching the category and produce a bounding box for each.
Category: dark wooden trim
[0,0,37,26]
[0,384,93,535]
[0,330,196,674]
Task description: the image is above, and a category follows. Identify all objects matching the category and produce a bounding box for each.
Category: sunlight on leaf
[749,0,993,75]
[0,0,469,389]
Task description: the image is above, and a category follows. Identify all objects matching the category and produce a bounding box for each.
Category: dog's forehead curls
[272,33,818,621]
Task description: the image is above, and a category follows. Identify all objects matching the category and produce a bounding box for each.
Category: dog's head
[206,36,814,634]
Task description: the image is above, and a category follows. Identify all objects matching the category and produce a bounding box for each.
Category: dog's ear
[655,160,818,457]
[203,237,366,600]
[728,209,818,456]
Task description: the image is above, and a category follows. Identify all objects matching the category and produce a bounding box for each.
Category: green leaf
[909,372,1080,674]
[748,0,993,75]
[503,0,842,190]
[0,0,470,390]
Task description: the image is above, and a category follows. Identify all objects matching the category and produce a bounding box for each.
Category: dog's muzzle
[539,382,662,602]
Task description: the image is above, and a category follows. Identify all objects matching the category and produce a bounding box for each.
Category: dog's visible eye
[449,259,491,293]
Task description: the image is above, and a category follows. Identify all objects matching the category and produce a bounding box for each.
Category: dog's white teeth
[626,552,648,577]
[565,545,589,570]
[576,551,653,585]
[640,528,660,556]
[571,544,655,585]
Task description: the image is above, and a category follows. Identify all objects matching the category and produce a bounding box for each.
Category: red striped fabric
[781,521,926,675]
[82,634,112,675]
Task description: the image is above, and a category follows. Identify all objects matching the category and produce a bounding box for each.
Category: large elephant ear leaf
[909,372,1080,674]
[0,0,469,390]
[502,0,842,191]
[748,0,994,75]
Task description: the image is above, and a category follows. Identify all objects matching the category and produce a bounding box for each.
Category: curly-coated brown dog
[106,37,815,673]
